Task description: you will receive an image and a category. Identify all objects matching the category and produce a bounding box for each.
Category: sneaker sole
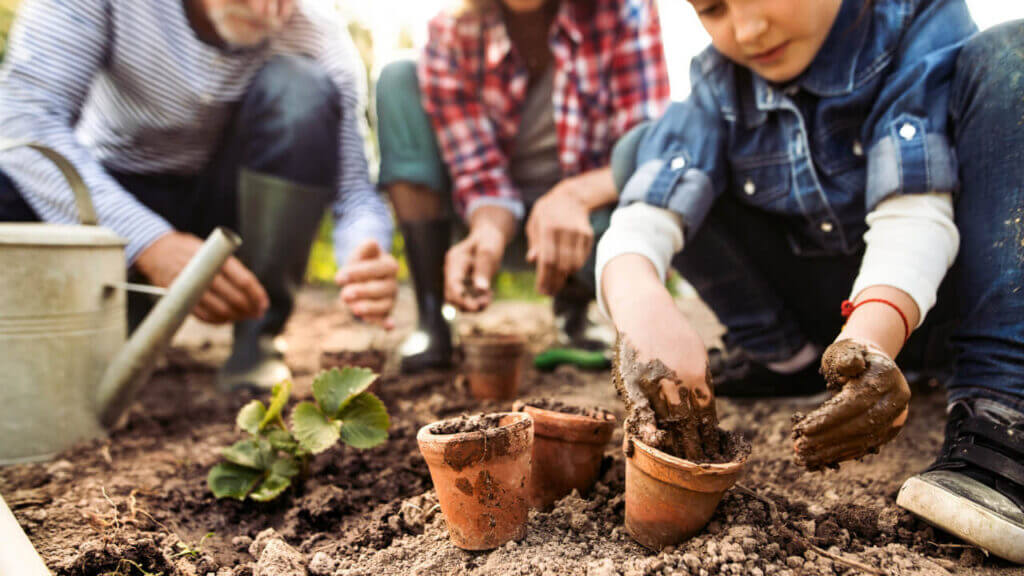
[897,475,1024,564]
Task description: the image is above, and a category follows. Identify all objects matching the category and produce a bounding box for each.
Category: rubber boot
[218,169,333,391]
[552,277,614,352]
[398,218,454,373]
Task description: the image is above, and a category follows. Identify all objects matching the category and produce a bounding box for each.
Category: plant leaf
[291,402,340,454]
[249,474,292,502]
[312,367,378,418]
[260,379,292,429]
[265,428,298,453]
[338,392,390,449]
[207,462,263,500]
[236,400,266,435]
[270,455,301,478]
[221,439,269,470]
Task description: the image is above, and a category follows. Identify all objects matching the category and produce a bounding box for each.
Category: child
[597,0,1023,563]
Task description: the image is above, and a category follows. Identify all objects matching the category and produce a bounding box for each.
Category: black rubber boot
[553,276,613,352]
[398,218,454,373]
[218,169,334,391]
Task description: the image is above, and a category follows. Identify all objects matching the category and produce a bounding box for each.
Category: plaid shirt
[418,0,670,220]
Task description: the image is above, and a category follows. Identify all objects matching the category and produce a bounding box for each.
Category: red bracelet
[841,298,911,344]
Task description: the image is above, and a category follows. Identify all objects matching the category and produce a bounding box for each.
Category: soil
[1,287,1021,576]
[514,398,614,421]
[430,414,505,435]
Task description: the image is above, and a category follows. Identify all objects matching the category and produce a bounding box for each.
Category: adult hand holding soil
[135,231,269,325]
[336,240,399,329]
[793,339,911,470]
[603,254,719,461]
[444,205,516,312]
[526,182,594,296]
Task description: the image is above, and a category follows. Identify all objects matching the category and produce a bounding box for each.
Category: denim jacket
[621,0,977,255]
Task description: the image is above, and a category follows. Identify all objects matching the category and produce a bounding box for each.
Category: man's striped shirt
[0,0,392,264]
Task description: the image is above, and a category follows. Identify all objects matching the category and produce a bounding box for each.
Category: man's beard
[208,4,281,47]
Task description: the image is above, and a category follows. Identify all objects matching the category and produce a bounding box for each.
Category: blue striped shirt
[0,0,392,264]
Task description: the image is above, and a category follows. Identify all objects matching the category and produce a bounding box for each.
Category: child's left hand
[792,339,911,470]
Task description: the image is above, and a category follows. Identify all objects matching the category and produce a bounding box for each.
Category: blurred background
[1,0,1021,296]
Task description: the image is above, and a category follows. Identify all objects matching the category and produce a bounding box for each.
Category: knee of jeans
[611,122,650,193]
[376,60,420,112]
[242,55,341,157]
[955,22,1024,91]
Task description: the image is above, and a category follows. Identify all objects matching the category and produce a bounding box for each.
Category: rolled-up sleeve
[617,58,727,241]
[863,0,976,210]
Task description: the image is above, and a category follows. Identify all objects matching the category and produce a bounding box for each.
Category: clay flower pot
[624,437,746,550]
[461,334,526,401]
[417,412,534,550]
[515,401,616,509]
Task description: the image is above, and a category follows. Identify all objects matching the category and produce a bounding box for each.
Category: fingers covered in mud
[612,334,731,463]
[793,339,911,470]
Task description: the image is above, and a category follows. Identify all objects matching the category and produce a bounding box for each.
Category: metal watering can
[0,141,242,465]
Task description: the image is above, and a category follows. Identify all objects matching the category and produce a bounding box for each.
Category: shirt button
[669,156,687,171]
[852,139,864,157]
[743,179,756,196]
[820,221,834,233]
[899,123,917,141]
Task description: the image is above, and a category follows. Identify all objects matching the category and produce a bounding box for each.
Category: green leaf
[249,474,292,502]
[221,439,269,470]
[312,367,378,418]
[236,400,267,435]
[260,379,292,429]
[208,462,263,500]
[338,392,390,449]
[271,455,301,478]
[291,402,341,454]
[265,428,298,453]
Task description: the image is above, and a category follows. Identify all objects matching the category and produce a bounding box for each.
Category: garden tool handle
[0,139,98,225]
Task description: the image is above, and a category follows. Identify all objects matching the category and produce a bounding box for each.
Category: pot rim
[462,333,526,350]
[517,404,616,444]
[627,436,746,492]
[417,411,533,446]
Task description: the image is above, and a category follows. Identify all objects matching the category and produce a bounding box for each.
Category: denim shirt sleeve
[618,58,728,240]
[864,0,976,210]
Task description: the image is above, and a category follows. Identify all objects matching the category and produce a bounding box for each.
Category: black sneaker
[708,346,826,399]
[896,398,1024,564]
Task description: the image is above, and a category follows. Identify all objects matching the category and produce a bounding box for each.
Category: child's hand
[792,339,911,470]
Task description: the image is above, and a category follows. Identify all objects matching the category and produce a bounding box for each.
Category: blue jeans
[0,55,341,335]
[617,23,1024,409]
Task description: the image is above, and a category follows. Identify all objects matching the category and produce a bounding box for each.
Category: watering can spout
[97,227,242,427]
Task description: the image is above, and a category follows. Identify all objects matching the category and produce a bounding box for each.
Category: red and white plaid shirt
[418,0,670,219]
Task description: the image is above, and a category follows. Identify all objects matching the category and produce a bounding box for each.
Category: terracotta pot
[461,334,526,401]
[417,412,534,550]
[624,437,746,550]
[517,403,616,509]
[320,348,386,375]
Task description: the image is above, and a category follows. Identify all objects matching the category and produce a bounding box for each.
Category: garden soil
[1,288,1021,576]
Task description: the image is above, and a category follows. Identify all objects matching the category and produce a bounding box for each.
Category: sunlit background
[346,0,1024,100]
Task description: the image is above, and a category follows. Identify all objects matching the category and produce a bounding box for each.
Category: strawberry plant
[207,367,389,502]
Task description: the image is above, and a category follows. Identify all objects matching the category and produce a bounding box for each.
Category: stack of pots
[461,334,526,401]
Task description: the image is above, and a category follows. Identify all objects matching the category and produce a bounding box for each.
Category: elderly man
[0,0,399,389]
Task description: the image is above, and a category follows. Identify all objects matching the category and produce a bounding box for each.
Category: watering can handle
[0,139,99,226]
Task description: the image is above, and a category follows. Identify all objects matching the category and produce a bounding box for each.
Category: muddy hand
[612,335,719,460]
[793,339,910,470]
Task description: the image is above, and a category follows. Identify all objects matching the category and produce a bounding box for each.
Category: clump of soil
[429,413,504,435]
[513,398,614,420]
[612,334,740,463]
[320,348,386,374]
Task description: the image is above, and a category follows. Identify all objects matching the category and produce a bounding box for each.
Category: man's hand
[793,339,911,470]
[335,240,399,329]
[526,182,594,296]
[135,231,268,325]
[444,206,515,312]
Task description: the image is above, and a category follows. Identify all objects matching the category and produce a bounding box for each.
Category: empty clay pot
[516,402,616,509]
[624,437,746,550]
[461,334,526,401]
[417,412,534,550]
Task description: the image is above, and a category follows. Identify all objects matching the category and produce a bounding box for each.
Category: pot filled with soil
[513,399,616,509]
[417,412,534,550]
[320,330,387,376]
[461,334,526,400]
[612,335,750,549]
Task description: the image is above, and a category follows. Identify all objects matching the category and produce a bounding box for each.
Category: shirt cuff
[465,195,525,222]
[333,215,394,267]
[866,115,958,209]
[595,203,684,319]
[849,192,959,326]
[619,157,715,240]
